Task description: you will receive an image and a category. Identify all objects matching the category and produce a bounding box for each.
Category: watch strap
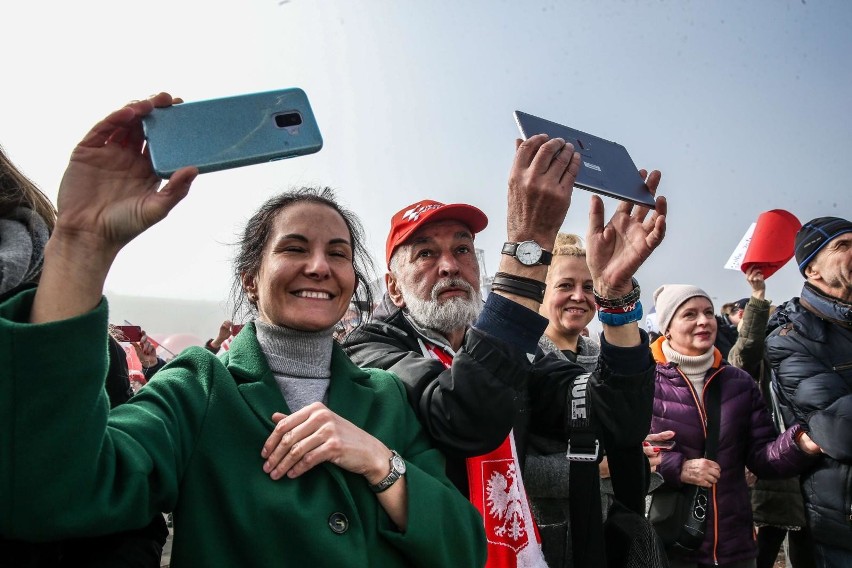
[369,450,405,493]
[501,241,519,256]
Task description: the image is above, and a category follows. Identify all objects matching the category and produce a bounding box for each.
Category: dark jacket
[345,292,656,567]
[106,336,135,407]
[651,337,815,565]
[714,315,738,360]
[727,296,807,529]
[343,293,544,493]
[766,287,852,551]
[524,335,601,568]
[528,336,655,568]
[527,334,656,511]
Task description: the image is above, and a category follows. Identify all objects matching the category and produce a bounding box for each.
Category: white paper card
[724,222,756,271]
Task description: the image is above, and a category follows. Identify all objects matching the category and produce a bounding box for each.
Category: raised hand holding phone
[142,88,323,178]
[514,110,655,207]
[32,93,198,326]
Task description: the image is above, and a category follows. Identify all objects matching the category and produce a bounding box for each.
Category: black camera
[275,112,303,128]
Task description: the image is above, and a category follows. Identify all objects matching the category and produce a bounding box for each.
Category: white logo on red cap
[401,203,443,223]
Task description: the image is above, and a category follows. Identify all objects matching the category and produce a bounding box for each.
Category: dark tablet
[514,110,656,208]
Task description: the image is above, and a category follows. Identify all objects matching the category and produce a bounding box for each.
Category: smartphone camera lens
[275,112,303,128]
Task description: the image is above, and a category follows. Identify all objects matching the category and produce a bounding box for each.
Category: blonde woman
[526,233,662,567]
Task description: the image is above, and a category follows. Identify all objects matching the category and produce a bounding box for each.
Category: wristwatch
[369,450,406,493]
[502,241,553,266]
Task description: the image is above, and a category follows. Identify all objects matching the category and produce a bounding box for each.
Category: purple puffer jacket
[650,337,815,565]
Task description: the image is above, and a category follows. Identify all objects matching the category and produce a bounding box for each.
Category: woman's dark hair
[229,186,376,330]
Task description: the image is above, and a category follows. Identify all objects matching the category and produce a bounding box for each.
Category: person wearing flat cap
[648,284,819,567]
[766,216,852,567]
[721,297,749,329]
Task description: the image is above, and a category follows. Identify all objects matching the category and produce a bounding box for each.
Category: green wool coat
[0,290,486,567]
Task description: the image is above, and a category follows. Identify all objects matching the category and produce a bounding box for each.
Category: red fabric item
[385,200,488,266]
[741,209,801,279]
[421,341,546,567]
[123,344,143,372]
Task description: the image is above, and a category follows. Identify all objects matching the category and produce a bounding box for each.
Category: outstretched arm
[727,267,772,377]
[31,93,197,325]
[586,169,667,347]
[495,135,581,312]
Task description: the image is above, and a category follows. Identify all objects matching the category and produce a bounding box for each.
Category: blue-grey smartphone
[142,88,323,178]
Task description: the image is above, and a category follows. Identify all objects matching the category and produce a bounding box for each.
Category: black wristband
[594,277,641,309]
[491,272,546,303]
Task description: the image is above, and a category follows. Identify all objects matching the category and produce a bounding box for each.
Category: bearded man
[345,135,668,567]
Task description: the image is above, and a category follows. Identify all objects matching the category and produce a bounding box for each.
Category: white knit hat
[653,284,713,334]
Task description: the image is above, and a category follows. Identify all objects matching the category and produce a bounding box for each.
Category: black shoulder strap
[568,371,605,567]
[569,459,605,566]
[704,378,722,460]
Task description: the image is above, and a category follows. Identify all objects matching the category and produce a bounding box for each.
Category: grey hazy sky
[3,0,850,324]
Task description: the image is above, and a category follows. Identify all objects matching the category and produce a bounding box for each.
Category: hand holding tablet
[513,110,655,208]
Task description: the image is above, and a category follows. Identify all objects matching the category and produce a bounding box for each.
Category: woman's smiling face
[542,255,596,341]
[243,201,356,332]
[667,296,718,356]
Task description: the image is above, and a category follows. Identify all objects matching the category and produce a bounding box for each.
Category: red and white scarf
[419,339,547,568]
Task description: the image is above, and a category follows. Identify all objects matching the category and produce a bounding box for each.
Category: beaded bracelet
[597,300,640,315]
[598,300,643,326]
[594,277,640,309]
[491,272,547,304]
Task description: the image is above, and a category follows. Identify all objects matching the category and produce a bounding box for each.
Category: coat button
[328,512,349,534]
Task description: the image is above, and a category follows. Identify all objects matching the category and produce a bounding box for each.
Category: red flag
[422,340,546,567]
[741,209,801,279]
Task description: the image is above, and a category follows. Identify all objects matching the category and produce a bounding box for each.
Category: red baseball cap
[385,200,489,266]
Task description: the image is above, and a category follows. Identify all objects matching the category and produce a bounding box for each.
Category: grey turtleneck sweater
[255,320,333,413]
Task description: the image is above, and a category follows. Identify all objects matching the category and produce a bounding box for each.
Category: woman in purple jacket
[649,284,820,568]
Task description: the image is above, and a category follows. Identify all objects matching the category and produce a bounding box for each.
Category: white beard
[399,277,483,335]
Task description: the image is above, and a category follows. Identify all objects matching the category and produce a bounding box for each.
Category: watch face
[516,241,542,265]
[391,454,406,475]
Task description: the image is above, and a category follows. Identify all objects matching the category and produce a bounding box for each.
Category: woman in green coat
[0,93,486,567]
